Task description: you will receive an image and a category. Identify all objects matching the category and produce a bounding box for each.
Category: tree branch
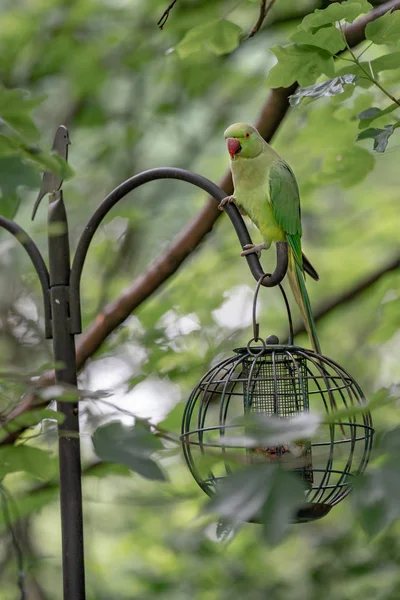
[2,0,400,445]
[157,0,178,29]
[344,0,400,47]
[246,0,277,39]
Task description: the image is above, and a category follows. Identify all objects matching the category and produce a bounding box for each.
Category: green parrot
[221,122,320,354]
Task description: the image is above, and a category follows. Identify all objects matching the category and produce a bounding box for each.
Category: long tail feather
[287,247,347,437]
[287,248,321,354]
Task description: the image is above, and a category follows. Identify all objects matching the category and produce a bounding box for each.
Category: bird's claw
[218,195,235,211]
[240,243,267,258]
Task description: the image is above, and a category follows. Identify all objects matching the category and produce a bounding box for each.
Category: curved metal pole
[0,216,51,338]
[70,167,288,333]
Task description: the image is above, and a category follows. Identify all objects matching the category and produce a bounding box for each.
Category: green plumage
[224,123,320,353]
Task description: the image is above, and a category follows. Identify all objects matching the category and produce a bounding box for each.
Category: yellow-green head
[224,122,263,160]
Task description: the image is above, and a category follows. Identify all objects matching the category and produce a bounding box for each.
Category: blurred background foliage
[1,0,400,597]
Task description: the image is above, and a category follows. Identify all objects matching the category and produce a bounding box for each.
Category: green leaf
[0,445,55,480]
[0,195,19,219]
[261,469,305,545]
[205,464,273,522]
[266,45,335,88]
[291,24,345,55]
[0,156,40,192]
[205,465,305,542]
[370,51,400,73]
[289,74,358,107]
[300,1,373,30]
[0,157,40,217]
[365,10,400,45]
[0,134,73,179]
[381,426,400,456]
[354,463,400,537]
[208,20,242,55]
[176,20,242,59]
[356,124,395,152]
[84,462,132,478]
[92,420,167,481]
[357,102,399,129]
[23,146,74,180]
[0,488,59,525]
[335,52,400,87]
[0,409,65,443]
[357,107,382,120]
[0,87,44,142]
[0,134,24,157]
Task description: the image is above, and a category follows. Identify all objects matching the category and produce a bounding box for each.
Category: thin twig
[157,0,178,29]
[246,0,277,39]
[339,20,400,107]
[357,40,374,60]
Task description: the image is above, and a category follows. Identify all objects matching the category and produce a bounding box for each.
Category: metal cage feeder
[181,280,374,523]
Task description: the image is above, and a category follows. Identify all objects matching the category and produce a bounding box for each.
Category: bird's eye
[245,132,250,138]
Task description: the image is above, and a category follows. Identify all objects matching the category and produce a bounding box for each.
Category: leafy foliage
[357,102,399,129]
[176,20,242,58]
[357,124,397,152]
[300,0,373,29]
[365,10,400,44]
[291,24,346,55]
[0,444,55,480]
[0,409,65,443]
[0,86,73,214]
[92,420,167,481]
[266,2,400,153]
[205,464,305,544]
[354,426,400,536]
[0,0,400,597]
[266,45,335,87]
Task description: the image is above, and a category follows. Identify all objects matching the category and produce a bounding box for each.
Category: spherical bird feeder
[181,280,374,523]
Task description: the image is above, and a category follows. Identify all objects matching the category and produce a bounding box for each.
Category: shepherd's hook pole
[29,123,87,600]
[47,189,86,600]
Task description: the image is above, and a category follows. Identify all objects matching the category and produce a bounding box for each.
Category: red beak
[227,137,241,158]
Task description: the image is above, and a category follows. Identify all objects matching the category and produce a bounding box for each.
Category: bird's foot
[240,242,268,258]
[218,195,235,211]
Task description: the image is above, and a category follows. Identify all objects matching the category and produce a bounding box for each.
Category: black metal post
[48,191,86,600]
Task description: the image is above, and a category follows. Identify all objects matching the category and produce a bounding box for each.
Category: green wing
[269,159,303,269]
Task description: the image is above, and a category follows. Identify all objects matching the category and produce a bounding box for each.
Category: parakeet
[221,122,320,354]
[31,125,70,221]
